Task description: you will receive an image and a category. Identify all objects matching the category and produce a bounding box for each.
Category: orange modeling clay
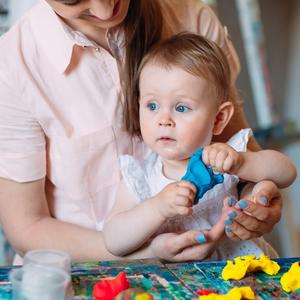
[280,261,300,293]
[93,272,130,300]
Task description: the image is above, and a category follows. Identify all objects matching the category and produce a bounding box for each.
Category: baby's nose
[159,116,175,127]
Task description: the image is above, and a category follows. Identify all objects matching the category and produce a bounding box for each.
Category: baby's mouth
[157,137,176,143]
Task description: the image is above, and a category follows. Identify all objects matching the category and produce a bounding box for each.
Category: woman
[0,0,282,263]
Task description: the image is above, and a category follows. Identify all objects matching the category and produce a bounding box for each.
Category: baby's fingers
[214,150,229,172]
[222,155,235,173]
[206,147,219,168]
[177,180,197,194]
[170,230,212,261]
[176,181,196,202]
[176,205,193,216]
[208,215,226,242]
[202,147,210,166]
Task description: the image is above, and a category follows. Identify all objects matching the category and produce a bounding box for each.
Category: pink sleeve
[0,76,46,182]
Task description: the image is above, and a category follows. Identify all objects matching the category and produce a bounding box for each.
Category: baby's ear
[212,101,234,135]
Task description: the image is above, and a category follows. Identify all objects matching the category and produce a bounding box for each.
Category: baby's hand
[202,143,244,174]
[151,181,196,219]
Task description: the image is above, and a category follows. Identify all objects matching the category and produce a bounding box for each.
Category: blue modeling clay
[181,148,224,204]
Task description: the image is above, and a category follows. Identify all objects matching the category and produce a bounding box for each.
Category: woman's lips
[83,14,102,22]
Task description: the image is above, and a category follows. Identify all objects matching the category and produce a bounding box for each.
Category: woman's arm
[0,176,226,262]
[0,177,117,262]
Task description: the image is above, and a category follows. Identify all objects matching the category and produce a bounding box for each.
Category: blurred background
[0,0,299,264]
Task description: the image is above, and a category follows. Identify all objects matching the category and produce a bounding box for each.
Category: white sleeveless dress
[119,129,278,260]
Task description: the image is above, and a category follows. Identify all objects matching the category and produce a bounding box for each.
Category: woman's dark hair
[125,32,234,138]
[123,0,163,135]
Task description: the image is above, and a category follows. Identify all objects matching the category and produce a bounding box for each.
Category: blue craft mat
[0,258,299,299]
[72,258,194,299]
[166,257,300,300]
[0,259,194,300]
[0,267,13,299]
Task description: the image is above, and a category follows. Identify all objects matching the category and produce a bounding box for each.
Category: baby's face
[139,63,219,161]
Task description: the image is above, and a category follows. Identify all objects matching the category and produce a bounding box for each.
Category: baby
[103,32,296,260]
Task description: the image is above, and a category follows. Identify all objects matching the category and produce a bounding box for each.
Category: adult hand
[149,209,229,262]
[224,180,282,240]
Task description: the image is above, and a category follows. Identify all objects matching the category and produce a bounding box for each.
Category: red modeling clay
[93,272,130,300]
[196,289,213,295]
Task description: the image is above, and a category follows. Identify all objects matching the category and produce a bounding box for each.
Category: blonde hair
[124,32,235,138]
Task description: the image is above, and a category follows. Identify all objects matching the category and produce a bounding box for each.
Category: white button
[95,47,101,52]
[224,26,228,36]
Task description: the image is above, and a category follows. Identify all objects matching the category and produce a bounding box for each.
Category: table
[0,257,299,299]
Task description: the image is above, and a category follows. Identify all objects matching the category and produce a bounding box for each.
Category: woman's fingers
[235,197,281,224]
[225,219,261,240]
[251,180,280,205]
[224,225,241,241]
[172,230,224,261]
[166,230,206,253]
[162,230,205,261]
[223,180,283,242]
[160,229,224,262]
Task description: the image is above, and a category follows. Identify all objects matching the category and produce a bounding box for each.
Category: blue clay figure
[181,148,224,204]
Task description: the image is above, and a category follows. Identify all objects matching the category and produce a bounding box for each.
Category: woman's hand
[224,180,282,240]
[149,208,229,262]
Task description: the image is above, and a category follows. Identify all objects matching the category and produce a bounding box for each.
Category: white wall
[285,1,300,226]
[286,2,300,132]
[9,0,36,24]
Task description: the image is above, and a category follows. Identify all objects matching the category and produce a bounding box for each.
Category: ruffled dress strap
[119,152,160,202]
[227,128,253,152]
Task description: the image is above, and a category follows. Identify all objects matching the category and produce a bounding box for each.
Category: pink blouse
[0,0,240,230]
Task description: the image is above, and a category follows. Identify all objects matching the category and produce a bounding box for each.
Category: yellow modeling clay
[135,293,154,300]
[199,286,255,300]
[222,259,251,280]
[280,261,300,293]
[247,255,280,275]
[222,255,280,280]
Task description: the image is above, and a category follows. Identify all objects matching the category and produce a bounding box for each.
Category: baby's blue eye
[176,105,190,113]
[147,103,159,111]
